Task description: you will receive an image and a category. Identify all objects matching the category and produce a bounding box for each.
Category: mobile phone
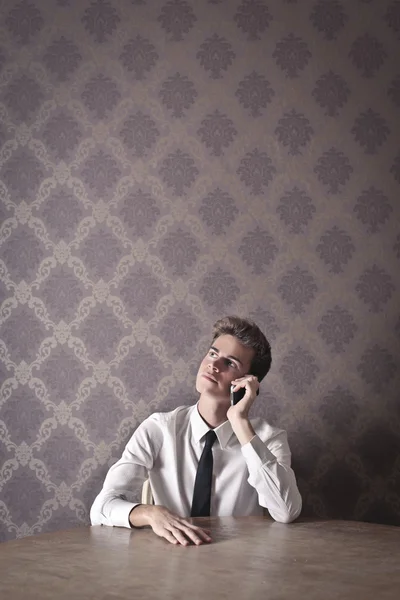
[230,385,246,405]
[230,381,260,405]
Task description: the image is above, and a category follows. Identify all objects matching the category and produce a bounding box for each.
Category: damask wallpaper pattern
[0,0,399,541]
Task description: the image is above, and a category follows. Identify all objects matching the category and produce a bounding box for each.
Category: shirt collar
[190,403,234,449]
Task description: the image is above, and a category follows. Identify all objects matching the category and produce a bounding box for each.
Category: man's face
[195,334,255,401]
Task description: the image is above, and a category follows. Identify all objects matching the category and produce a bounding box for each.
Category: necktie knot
[204,430,217,449]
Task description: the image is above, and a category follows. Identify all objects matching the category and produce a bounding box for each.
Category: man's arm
[239,426,302,523]
[90,416,161,528]
[228,376,302,524]
[90,414,212,545]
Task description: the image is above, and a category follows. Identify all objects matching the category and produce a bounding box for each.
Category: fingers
[152,511,212,546]
[180,523,212,545]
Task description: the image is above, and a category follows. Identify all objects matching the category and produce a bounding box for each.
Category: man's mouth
[202,374,217,383]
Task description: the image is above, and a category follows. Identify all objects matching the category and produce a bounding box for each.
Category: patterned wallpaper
[0,0,400,542]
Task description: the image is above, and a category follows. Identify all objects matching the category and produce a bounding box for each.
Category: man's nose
[209,358,221,372]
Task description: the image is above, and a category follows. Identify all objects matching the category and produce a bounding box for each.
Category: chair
[141,478,154,505]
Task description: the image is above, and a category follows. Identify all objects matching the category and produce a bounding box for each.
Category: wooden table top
[0,517,399,599]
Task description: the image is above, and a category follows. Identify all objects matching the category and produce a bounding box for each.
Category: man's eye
[227,360,236,368]
[209,350,217,357]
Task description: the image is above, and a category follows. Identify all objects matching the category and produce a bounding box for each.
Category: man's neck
[197,394,228,429]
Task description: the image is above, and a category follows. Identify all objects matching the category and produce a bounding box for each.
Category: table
[0,517,399,599]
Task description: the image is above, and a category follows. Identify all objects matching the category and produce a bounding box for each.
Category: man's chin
[199,388,230,406]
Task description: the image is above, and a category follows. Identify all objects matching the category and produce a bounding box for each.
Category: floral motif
[44,431,86,478]
[354,186,392,233]
[5,0,43,44]
[273,34,311,78]
[80,150,121,197]
[237,148,276,195]
[159,149,199,196]
[120,267,162,316]
[1,308,44,361]
[279,347,320,394]
[159,386,196,412]
[81,228,122,278]
[197,110,237,156]
[394,234,400,258]
[43,37,82,81]
[81,74,121,119]
[199,187,238,235]
[159,73,197,117]
[388,76,400,108]
[80,308,124,359]
[248,307,279,340]
[2,148,45,202]
[82,389,123,438]
[160,308,201,355]
[157,0,197,41]
[389,151,400,184]
[5,74,44,122]
[275,109,313,155]
[41,349,84,398]
[234,0,272,41]
[310,0,348,41]
[351,109,389,154]
[278,266,318,313]
[196,34,236,79]
[355,265,395,313]
[312,71,350,117]
[0,47,5,75]
[1,388,45,445]
[1,226,44,280]
[349,34,387,78]
[238,227,278,274]
[122,350,163,394]
[159,228,200,275]
[235,71,275,117]
[356,425,400,478]
[120,189,160,236]
[119,111,159,157]
[385,2,400,37]
[3,469,47,524]
[119,35,159,80]
[357,345,397,392]
[81,0,120,43]
[43,111,82,160]
[42,189,83,237]
[316,226,355,273]
[42,268,84,320]
[277,187,316,233]
[319,386,358,433]
[318,306,357,353]
[199,267,240,312]
[314,147,353,193]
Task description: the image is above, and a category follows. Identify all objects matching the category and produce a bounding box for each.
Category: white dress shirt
[90,404,302,527]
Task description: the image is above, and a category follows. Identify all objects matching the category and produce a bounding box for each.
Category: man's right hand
[129,505,212,546]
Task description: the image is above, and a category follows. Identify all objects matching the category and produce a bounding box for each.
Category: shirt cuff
[241,435,276,470]
[107,498,138,528]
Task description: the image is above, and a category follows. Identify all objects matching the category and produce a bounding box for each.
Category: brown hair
[211,315,272,382]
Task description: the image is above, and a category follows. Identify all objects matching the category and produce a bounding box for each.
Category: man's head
[195,316,271,401]
[211,316,272,382]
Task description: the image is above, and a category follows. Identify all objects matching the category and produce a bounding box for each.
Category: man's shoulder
[147,404,194,427]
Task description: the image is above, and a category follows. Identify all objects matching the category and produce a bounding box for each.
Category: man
[90,316,302,545]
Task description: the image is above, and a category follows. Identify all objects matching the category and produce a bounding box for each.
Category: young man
[90,316,302,545]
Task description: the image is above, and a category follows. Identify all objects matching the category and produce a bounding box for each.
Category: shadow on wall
[291,397,400,526]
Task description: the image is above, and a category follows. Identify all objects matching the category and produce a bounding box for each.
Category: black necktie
[190,430,217,517]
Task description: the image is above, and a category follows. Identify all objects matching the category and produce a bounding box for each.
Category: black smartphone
[230,380,259,405]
